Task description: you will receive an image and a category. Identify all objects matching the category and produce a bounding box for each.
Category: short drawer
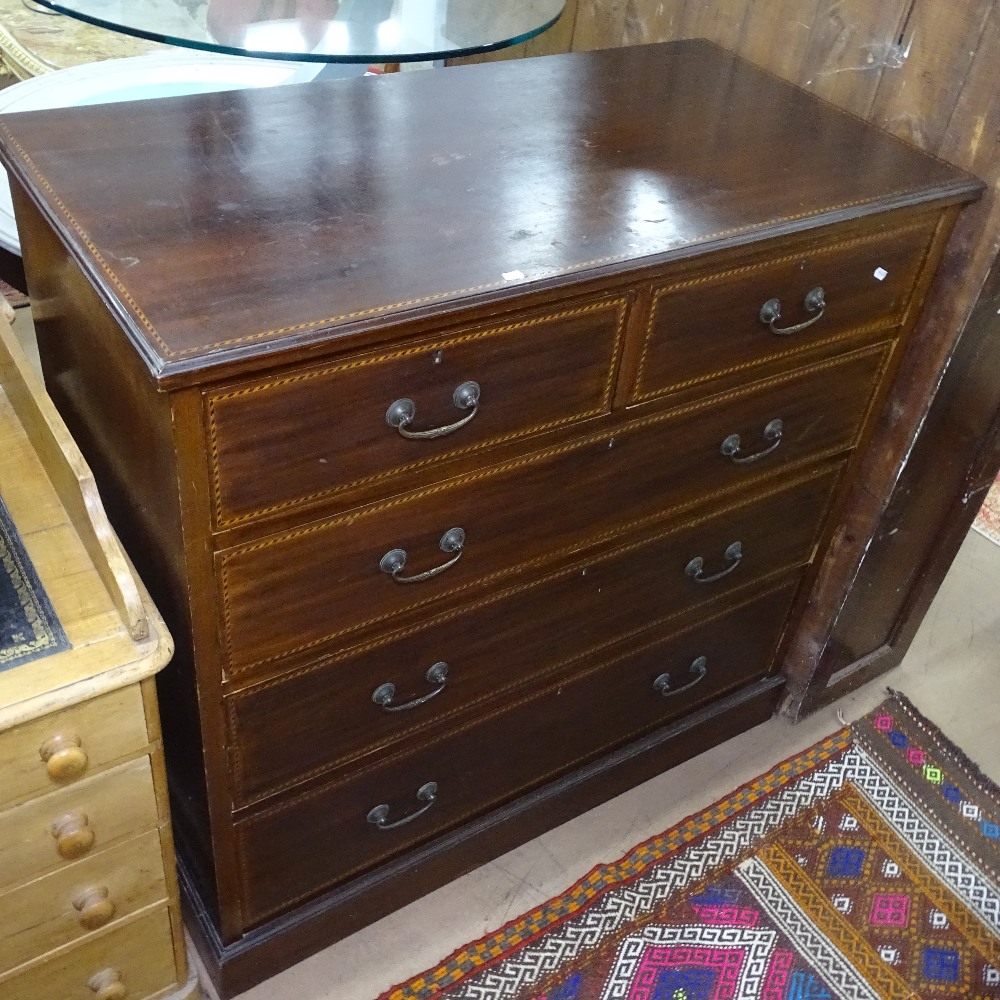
[0,905,177,1000]
[0,757,159,893]
[235,582,796,925]
[227,466,840,804]
[0,828,166,974]
[205,295,630,527]
[629,213,938,403]
[0,685,149,809]
[218,346,885,676]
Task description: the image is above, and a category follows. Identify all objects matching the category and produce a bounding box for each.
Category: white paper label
[874,267,889,282]
[502,270,525,281]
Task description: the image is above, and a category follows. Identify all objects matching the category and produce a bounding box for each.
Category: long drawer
[218,346,887,676]
[629,212,937,403]
[235,581,797,925]
[206,295,631,527]
[227,466,842,805]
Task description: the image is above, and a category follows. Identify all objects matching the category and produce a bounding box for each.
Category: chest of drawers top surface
[0,39,980,386]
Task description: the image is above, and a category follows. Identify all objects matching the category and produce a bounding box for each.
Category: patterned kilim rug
[973,476,1000,547]
[0,491,69,671]
[380,692,1000,1000]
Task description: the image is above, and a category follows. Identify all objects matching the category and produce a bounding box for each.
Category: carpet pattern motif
[0,491,69,671]
[974,476,1000,547]
[381,693,1000,1000]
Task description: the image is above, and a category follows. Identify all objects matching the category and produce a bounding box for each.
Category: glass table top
[25,0,566,63]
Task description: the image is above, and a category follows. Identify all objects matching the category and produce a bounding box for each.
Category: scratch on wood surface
[810,42,900,83]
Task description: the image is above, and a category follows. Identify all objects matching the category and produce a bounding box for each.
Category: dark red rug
[0,277,28,310]
[380,692,1000,1000]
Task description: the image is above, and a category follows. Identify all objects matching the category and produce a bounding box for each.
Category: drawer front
[218,346,886,675]
[235,583,797,925]
[0,905,177,1000]
[227,467,842,804]
[0,757,159,893]
[206,295,630,527]
[630,214,937,403]
[0,685,149,809]
[0,829,166,974]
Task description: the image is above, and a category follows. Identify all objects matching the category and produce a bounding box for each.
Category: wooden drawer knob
[51,812,96,860]
[39,734,89,783]
[73,885,117,930]
[88,968,127,1000]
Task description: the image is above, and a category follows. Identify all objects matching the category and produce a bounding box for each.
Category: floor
[187,526,1000,1000]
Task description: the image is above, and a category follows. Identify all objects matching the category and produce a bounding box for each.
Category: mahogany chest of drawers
[0,39,981,996]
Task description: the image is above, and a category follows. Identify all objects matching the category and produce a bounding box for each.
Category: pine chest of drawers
[0,318,199,1000]
[0,39,981,996]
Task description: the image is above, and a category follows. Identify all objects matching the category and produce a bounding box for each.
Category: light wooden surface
[0,312,148,641]
[0,905,178,1000]
[0,756,159,892]
[0,684,148,809]
[0,828,165,971]
[0,319,171,730]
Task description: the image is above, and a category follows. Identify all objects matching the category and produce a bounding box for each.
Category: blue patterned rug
[0,491,69,671]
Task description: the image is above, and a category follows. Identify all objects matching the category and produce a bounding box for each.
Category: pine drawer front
[206,295,630,528]
[235,580,797,925]
[0,685,149,810]
[0,757,159,893]
[630,213,939,404]
[0,905,177,1000]
[227,466,843,804]
[217,347,885,677]
[0,829,166,974]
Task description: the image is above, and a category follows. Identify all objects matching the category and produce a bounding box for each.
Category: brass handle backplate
[759,286,826,335]
[373,662,449,712]
[721,418,784,464]
[380,528,465,584]
[685,541,743,584]
[386,381,481,439]
[367,781,438,831]
[653,656,709,698]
